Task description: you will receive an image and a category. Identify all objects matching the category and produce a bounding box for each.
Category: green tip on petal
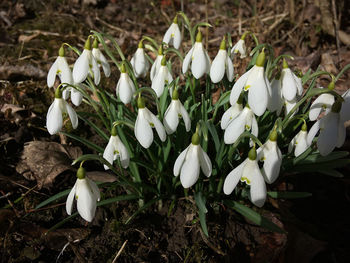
[256,50,266,67]
[331,100,342,113]
[196,30,202,42]
[158,45,163,55]
[219,37,226,50]
[76,167,86,179]
[111,126,117,136]
[84,38,91,50]
[327,81,335,90]
[172,88,179,100]
[92,38,99,49]
[120,63,126,73]
[282,58,289,69]
[269,130,278,142]
[138,41,144,49]
[301,122,307,131]
[173,15,178,24]
[55,87,62,98]
[248,146,257,161]
[161,56,167,66]
[137,96,145,108]
[58,46,65,57]
[191,132,200,145]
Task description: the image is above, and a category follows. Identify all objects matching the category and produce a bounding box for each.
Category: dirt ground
[1,0,350,262]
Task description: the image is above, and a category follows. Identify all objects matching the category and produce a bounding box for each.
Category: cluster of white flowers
[45,15,349,222]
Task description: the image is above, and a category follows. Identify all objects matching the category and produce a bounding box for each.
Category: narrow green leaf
[125,197,160,224]
[318,169,344,178]
[97,194,139,206]
[198,209,209,237]
[61,132,104,153]
[77,113,109,141]
[267,191,312,199]
[207,120,220,153]
[194,192,208,214]
[35,189,71,209]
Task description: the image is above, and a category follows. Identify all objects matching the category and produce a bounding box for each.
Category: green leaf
[77,113,109,141]
[61,132,104,153]
[267,191,312,199]
[318,169,344,178]
[125,197,160,224]
[224,200,285,233]
[34,189,71,209]
[198,209,209,237]
[194,192,209,237]
[299,151,349,164]
[97,194,139,206]
[207,120,220,153]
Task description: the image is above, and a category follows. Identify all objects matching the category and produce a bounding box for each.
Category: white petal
[340,90,350,121]
[210,50,226,83]
[92,48,110,77]
[248,169,266,207]
[151,66,166,97]
[76,179,96,222]
[224,109,246,144]
[269,79,283,113]
[150,55,162,81]
[220,103,242,130]
[247,66,268,116]
[163,101,179,134]
[135,109,153,148]
[71,88,83,106]
[198,147,212,177]
[90,55,101,85]
[261,141,282,184]
[162,25,172,44]
[47,59,58,87]
[191,43,207,79]
[336,122,346,148]
[65,102,78,129]
[229,67,253,105]
[307,120,320,145]
[172,24,182,49]
[118,73,134,104]
[73,50,89,83]
[180,146,200,188]
[46,99,63,135]
[103,137,115,170]
[251,115,259,137]
[65,181,77,215]
[87,177,100,201]
[317,112,338,156]
[146,108,166,142]
[174,146,189,176]
[179,102,191,132]
[288,133,297,153]
[133,48,149,78]
[281,68,297,101]
[182,46,194,74]
[57,57,73,85]
[309,93,334,121]
[225,55,234,82]
[115,136,130,168]
[223,161,245,195]
[62,88,70,100]
[295,130,309,157]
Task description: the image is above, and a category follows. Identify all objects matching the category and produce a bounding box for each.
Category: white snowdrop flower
[230,37,247,59]
[309,93,334,121]
[116,64,136,104]
[284,96,299,116]
[223,147,267,207]
[182,31,211,79]
[163,15,181,49]
[229,50,271,116]
[46,88,78,135]
[151,56,173,97]
[163,89,191,134]
[66,167,100,222]
[224,106,258,144]
[257,131,282,184]
[73,38,101,85]
[130,41,150,78]
[220,95,243,130]
[134,96,166,148]
[103,127,130,170]
[210,37,234,83]
[47,46,73,88]
[92,38,111,78]
[173,132,212,188]
[150,46,164,81]
[288,122,310,157]
[307,100,346,156]
[280,59,303,101]
[70,83,84,106]
[269,78,284,114]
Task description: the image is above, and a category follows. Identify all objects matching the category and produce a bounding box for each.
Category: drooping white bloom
[309,92,334,121]
[224,106,258,144]
[163,16,181,49]
[280,59,303,101]
[257,131,282,184]
[220,101,243,130]
[92,39,111,78]
[288,123,310,157]
[163,89,191,134]
[103,129,130,170]
[210,38,234,83]
[47,46,73,88]
[230,38,247,59]
[134,97,166,148]
[173,133,212,188]
[150,46,164,81]
[66,167,100,222]
[223,147,266,207]
[70,83,84,106]
[229,50,271,116]
[73,38,101,85]
[269,78,284,114]
[182,31,211,79]
[46,88,78,135]
[151,57,173,97]
[116,64,136,104]
[130,41,150,78]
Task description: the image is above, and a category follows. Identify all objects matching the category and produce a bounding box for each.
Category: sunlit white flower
[223,147,266,207]
[70,84,84,106]
[103,128,130,170]
[284,96,299,116]
[309,91,334,121]
[151,57,173,97]
[257,131,282,184]
[73,38,101,85]
[163,16,181,49]
[116,64,136,104]
[288,122,310,157]
[182,31,211,79]
[130,41,150,78]
[92,39,111,78]
[220,99,243,130]
[163,89,191,134]
[210,37,234,83]
[224,106,258,144]
[66,167,100,222]
[230,38,247,59]
[229,50,271,116]
[150,46,164,81]
[269,78,284,114]
[47,46,73,88]
[174,132,212,188]
[280,59,303,101]
[46,88,78,135]
[135,96,166,148]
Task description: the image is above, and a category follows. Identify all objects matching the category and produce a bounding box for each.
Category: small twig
[112,240,128,263]
[331,0,341,65]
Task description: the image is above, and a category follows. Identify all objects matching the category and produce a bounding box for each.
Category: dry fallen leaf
[16,141,82,189]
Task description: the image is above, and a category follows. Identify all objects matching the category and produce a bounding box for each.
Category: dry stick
[112,240,128,263]
[205,0,208,51]
[331,0,341,65]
